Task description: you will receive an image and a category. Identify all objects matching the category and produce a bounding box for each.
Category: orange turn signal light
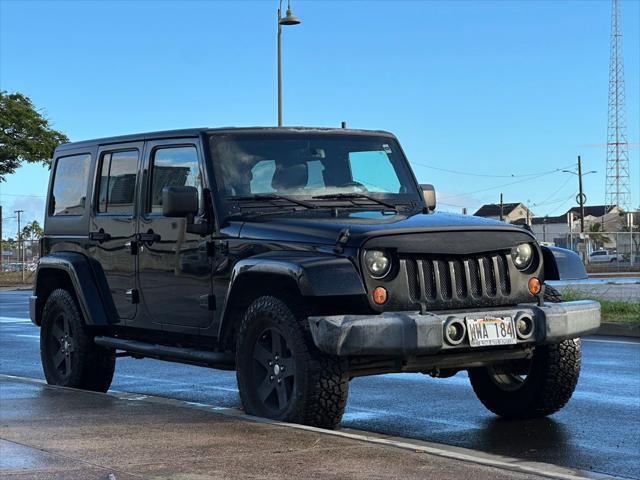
[373,287,388,305]
[528,277,541,295]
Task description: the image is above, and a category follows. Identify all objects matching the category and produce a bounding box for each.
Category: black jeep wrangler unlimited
[31,127,600,429]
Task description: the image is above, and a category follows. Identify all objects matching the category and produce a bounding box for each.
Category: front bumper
[308,300,600,356]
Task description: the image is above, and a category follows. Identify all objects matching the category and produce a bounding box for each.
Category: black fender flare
[217,252,366,338]
[541,246,588,281]
[33,252,118,326]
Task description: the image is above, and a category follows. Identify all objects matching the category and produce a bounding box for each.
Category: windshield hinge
[333,228,350,254]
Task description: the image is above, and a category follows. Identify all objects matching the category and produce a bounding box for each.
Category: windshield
[209,133,420,212]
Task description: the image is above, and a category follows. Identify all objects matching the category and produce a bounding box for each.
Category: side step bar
[94,336,235,371]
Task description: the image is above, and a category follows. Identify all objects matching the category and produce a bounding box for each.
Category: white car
[589,250,623,263]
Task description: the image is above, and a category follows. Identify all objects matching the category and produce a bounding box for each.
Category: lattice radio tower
[605,0,630,212]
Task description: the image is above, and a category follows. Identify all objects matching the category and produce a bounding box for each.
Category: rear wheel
[468,285,581,419]
[40,289,115,392]
[235,295,349,429]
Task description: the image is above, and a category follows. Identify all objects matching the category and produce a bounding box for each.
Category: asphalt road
[1,290,639,479]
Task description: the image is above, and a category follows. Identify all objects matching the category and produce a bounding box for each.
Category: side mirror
[421,184,436,211]
[162,186,198,217]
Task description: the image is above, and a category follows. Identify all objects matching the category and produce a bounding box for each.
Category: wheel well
[221,273,304,352]
[34,269,76,326]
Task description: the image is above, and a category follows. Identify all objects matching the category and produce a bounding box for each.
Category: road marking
[0,373,618,480]
[583,338,639,346]
[0,316,31,323]
[15,334,39,339]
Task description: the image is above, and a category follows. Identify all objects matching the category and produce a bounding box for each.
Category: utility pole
[578,156,586,233]
[499,193,504,221]
[15,210,24,284]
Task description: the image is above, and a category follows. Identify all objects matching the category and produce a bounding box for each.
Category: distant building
[474,203,534,224]
[530,205,624,247]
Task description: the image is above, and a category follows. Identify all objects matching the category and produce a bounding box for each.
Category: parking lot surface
[1,289,639,479]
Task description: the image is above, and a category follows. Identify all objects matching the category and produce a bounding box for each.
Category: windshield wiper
[311,193,397,210]
[229,194,316,209]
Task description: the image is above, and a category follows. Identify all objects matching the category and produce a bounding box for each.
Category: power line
[465,171,561,195]
[0,193,46,198]
[532,176,574,207]
[411,162,575,179]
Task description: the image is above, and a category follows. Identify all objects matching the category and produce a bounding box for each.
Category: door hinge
[126,289,139,304]
[200,294,216,310]
[207,240,229,257]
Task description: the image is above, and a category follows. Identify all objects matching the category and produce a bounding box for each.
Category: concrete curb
[596,322,640,338]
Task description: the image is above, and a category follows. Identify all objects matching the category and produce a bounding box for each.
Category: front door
[90,143,142,321]
[137,139,214,329]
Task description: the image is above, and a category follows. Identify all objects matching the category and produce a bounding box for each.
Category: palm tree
[588,223,611,250]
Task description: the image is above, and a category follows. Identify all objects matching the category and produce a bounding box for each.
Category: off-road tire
[468,285,582,419]
[40,288,115,392]
[235,295,349,429]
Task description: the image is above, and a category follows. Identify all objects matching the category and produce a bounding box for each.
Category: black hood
[237,210,535,248]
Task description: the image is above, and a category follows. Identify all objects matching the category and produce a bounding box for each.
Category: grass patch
[561,289,640,324]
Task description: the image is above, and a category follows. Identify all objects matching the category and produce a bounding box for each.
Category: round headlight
[364,250,391,278]
[512,243,534,270]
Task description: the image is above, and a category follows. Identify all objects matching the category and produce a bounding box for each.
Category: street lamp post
[562,156,596,233]
[277,0,301,127]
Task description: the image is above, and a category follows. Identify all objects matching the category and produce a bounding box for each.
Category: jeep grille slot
[401,253,513,309]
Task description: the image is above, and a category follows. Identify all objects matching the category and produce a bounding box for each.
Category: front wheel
[235,296,349,429]
[468,339,581,419]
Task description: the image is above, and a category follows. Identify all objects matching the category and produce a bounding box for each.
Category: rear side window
[50,153,92,216]
[149,146,201,214]
[97,150,139,214]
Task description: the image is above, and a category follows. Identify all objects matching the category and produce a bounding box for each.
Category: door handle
[136,231,161,244]
[89,230,111,242]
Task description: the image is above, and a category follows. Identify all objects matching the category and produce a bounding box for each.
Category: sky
[1,0,639,239]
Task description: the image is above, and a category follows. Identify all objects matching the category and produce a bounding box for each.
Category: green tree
[0,91,69,181]
[22,220,43,241]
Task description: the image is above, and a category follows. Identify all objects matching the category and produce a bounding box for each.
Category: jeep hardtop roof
[55,127,397,152]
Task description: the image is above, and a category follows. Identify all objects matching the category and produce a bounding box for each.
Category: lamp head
[279,8,301,25]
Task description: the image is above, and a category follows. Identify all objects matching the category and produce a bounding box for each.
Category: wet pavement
[2,378,551,480]
[1,289,639,479]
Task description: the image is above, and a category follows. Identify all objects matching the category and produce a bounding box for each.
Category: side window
[149,146,201,214]
[97,150,139,214]
[349,151,401,193]
[50,153,92,216]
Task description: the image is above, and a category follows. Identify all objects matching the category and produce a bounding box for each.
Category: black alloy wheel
[48,312,75,380]
[252,327,296,413]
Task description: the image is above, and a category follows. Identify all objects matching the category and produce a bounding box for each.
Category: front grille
[404,253,512,308]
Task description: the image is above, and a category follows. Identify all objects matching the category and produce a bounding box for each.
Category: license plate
[465,316,517,347]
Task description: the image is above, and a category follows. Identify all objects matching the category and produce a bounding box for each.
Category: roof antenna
[341,121,347,129]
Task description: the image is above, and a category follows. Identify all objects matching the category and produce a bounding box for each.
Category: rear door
[136,138,214,329]
[90,142,142,320]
